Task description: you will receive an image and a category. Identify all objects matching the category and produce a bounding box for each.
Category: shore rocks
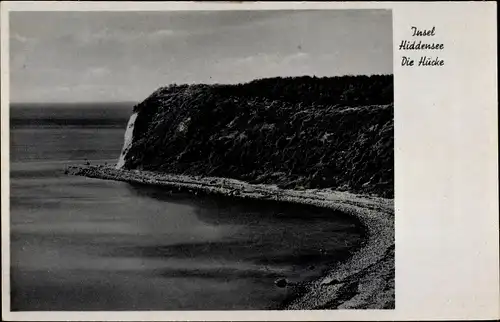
[274,278,288,288]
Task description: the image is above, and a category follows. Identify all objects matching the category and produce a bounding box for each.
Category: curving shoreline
[66,164,394,309]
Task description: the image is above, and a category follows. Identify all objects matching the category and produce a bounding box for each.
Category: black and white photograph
[9,7,394,312]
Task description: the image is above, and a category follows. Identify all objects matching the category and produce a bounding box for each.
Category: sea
[9,102,364,310]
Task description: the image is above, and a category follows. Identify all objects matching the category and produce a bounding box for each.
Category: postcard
[1,1,498,321]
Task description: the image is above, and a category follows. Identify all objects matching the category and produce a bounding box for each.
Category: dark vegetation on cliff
[123,75,394,198]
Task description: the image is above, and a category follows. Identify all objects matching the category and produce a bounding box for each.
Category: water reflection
[122,183,364,271]
[10,105,365,310]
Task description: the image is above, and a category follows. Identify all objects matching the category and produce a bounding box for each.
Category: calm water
[10,103,364,310]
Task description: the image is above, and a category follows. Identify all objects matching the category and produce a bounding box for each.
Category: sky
[10,10,393,103]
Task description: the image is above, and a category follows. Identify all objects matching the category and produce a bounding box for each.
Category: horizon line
[9,101,139,106]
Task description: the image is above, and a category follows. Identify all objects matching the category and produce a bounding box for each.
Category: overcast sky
[10,10,393,103]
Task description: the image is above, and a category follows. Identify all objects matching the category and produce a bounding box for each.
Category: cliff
[117,75,394,198]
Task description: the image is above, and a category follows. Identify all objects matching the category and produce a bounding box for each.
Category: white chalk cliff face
[116,112,138,169]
